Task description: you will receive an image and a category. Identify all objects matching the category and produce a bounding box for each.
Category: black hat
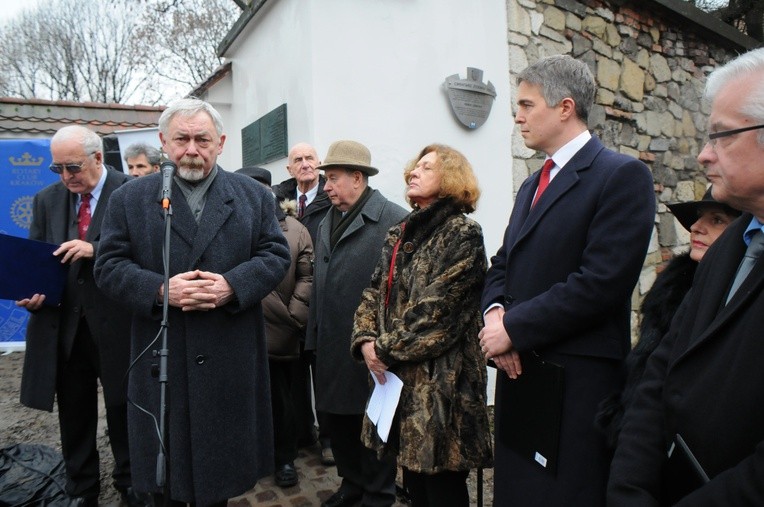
[667,187,741,232]
[236,166,271,186]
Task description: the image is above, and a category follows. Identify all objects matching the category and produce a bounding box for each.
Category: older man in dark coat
[306,140,407,507]
[94,98,290,506]
[16,125,140,505]
[609,46,764,507]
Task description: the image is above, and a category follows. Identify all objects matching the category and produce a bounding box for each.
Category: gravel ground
[0,350,121,505]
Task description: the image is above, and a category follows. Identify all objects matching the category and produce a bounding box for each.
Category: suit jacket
[306,189,407,414]
[94,168,290,505]
[273,175,331,242]
[608,214,764,506]
[482,136,655,505]
[20,165,132,411]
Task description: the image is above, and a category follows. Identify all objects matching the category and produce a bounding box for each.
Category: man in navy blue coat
[479,55,655,506]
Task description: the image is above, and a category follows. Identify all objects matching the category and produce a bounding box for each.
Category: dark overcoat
[306,189,407,414]
[273,175,331,241]
[94,168,290,505]
[608,215,764,506]
[482,136,655,506]
[20,165,132,411]
[351,199,493,473]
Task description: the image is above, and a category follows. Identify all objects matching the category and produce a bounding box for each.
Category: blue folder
[0,233,68,306]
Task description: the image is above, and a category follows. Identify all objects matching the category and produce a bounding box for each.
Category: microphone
[160,160,176,210]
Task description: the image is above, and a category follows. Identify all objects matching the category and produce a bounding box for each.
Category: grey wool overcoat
[94,168,290,505]
[306,189,407,414]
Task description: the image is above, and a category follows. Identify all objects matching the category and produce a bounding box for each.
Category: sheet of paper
[365,371,403,443]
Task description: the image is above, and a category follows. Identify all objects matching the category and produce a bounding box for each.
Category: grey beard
[178,167,205,182]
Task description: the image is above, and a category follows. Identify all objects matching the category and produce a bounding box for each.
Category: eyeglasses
[49,162,87,174]
[708,124,764,146]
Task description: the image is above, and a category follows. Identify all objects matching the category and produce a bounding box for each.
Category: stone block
[620,146,640,158]
[544,6,566,31]
[644,73,656,92]
[530,10,544,35]
[639,264,658,296]
[596,88,616,105]
[620,58,645,101]
[649,138,671,152]
[660,111,676,137]
[636,48,650,69]
[594,7,615,22]
[593,38,614,58]
[649,53,672,82]
[508,32,530,46]
[620,36,639,55]
[566,12,582,31]
[571,33,593,56]
[597,57,621,91]
[509,45,529,73]
[606,24,621,47]
[669,102,683,120]
[582,15,607,38]
[555,0,587,17]
[674,180,696,202]
[507,0,532,35]
[540,24,568,43]
[588,104,607,130]
[540,37,572,57]
[650,27,660,43]
[682,111,697,137]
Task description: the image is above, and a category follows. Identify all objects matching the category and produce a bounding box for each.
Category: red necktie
[298,194,307,218]
[78,193,92,240]
[532,159,554,208]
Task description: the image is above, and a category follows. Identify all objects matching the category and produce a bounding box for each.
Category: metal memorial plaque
[241,103,288,166]
[444,68,497,129]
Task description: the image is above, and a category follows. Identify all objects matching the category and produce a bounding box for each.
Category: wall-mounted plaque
[241,103,288,166]
[444,68,496,129]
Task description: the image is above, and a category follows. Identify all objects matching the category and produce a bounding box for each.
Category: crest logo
[444,67,496,129]
[11,196,34,230]
[9,152,45,166]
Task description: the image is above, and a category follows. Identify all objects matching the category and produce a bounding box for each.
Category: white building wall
[216,0,515,258]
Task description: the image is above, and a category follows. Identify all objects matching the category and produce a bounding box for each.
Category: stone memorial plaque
[242,103,288,166]
[444,67,496,129]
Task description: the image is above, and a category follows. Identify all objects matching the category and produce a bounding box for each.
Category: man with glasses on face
[609,47,764,505]
[15,125,144,506]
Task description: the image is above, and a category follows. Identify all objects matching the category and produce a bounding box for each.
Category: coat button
[195,355,206,365]
[323,256,329,262]
[77,278,85,285]
[504,295,515,305]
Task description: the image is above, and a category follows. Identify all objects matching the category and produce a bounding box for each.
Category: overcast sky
[0,1,41,26]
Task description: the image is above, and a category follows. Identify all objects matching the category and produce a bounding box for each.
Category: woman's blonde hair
[403,144,480,213]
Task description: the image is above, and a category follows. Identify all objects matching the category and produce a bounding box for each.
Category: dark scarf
[330,186,373,249]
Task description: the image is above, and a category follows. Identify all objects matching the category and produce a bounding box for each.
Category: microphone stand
[156,191,172,498]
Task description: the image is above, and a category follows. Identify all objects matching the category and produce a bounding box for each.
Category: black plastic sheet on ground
[0,443,69,506]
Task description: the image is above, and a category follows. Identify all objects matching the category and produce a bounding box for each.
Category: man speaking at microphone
[94,98,290,506]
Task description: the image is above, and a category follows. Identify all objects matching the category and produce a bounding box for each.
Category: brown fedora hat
[667,187,741,232]
[317,140,379,176]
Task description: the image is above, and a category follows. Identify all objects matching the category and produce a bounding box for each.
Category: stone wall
[505,0,757,341]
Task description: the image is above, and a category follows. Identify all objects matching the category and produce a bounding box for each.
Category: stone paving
[230,443,493,507]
